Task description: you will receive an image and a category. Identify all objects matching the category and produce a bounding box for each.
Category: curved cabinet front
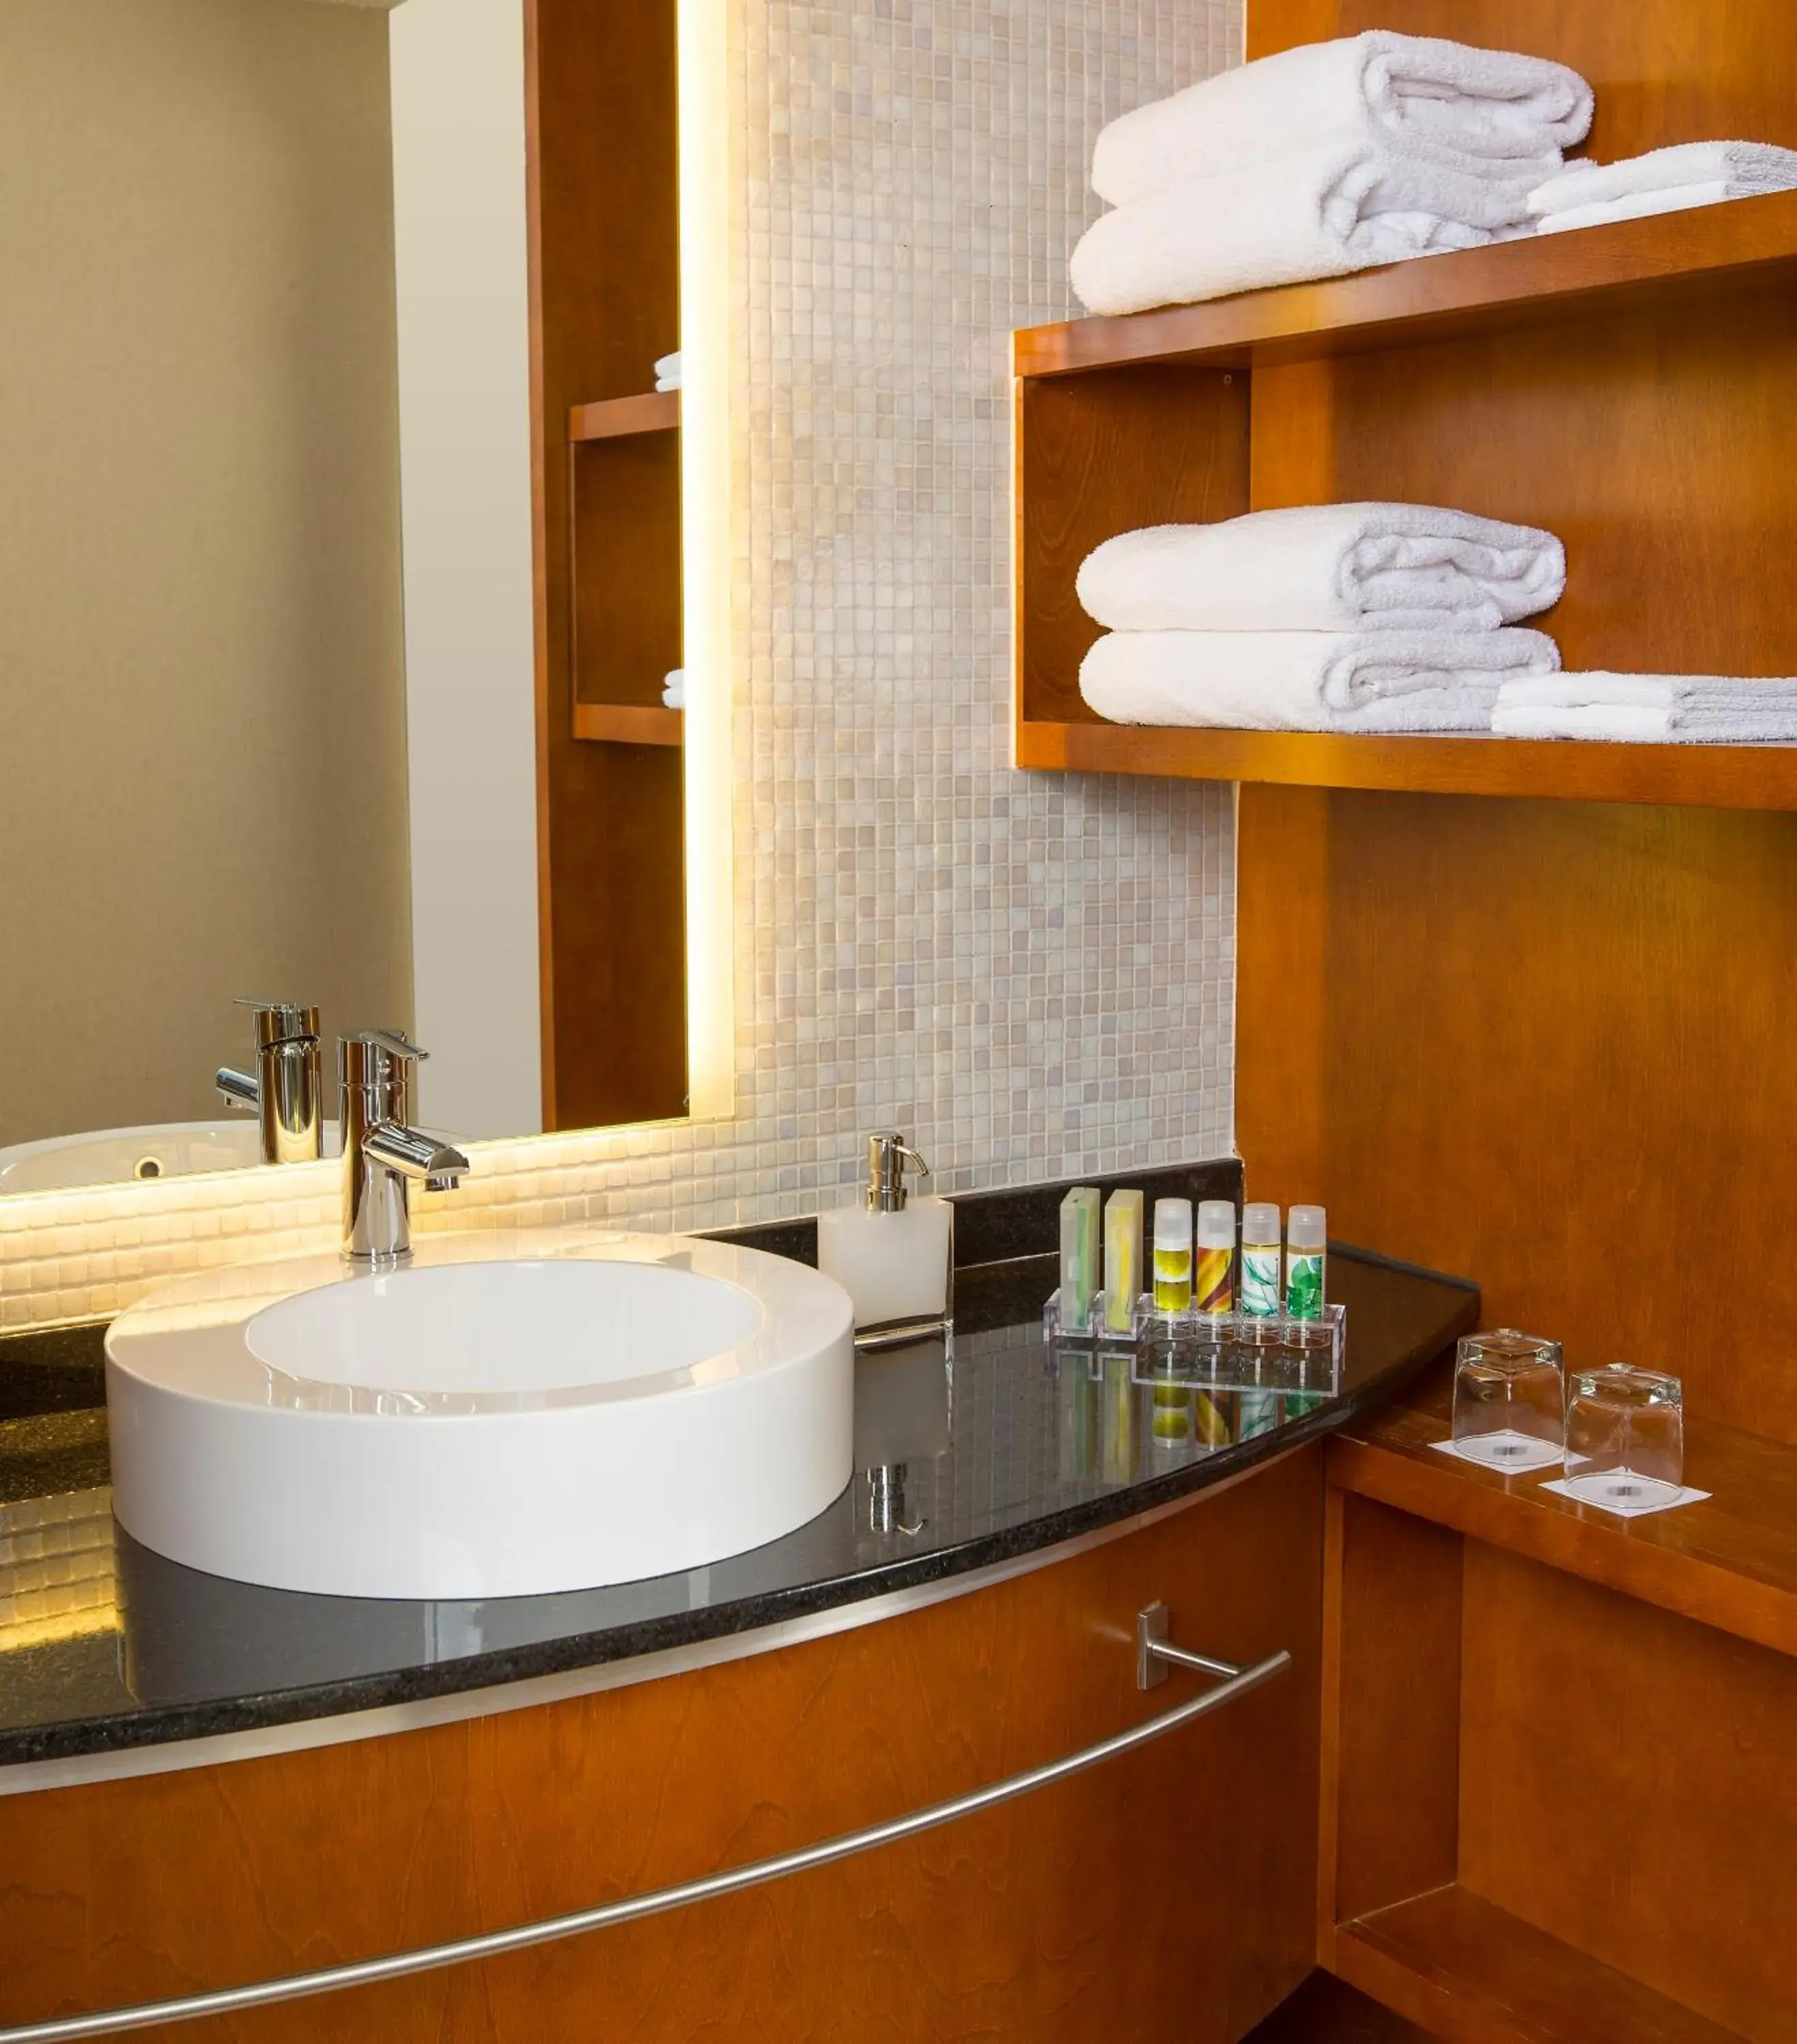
[0,1449,1325,2044]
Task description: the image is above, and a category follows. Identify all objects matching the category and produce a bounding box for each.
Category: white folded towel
[1093,33,1592,207]
[654,348,683,392]
[1531,144,1797,236]
[1530,143,1797,215]
[1080,627,1558,732]
[1071,142,1536,315]
[662,666,686,710]
[1078,507,1564,635]
[1492,671,1797,743]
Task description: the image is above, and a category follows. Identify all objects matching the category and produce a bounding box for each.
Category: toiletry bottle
[1059,1186,1101,1331]
[1285,1204,1327,1320]
[1104,1189,1144,1333]
[1153,1198,1193,1313]
[1240,1203,1282,1317]
[817,1133,952,1340]
[1196,1199,1236,1315]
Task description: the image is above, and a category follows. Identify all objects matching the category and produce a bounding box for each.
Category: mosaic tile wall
[1,0,1241,1329]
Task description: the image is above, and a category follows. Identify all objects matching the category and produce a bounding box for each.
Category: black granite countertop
[0,1232,1477,1771]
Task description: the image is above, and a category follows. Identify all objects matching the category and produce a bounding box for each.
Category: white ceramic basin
[0,1119,341,1194]
[106,1231,856,1598]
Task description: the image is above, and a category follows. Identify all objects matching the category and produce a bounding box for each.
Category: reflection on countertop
[0,1247,1478,1770]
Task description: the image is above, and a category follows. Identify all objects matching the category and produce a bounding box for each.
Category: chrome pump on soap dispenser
[817,1132,954,1347]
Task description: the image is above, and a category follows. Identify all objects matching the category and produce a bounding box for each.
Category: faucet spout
[338,1031,469,1268]
[215,1065,260,1111]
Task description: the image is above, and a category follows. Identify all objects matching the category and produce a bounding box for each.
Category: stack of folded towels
[1528,142,1797,235]
[1493,674,1797,744]
[1077,504,1565,734]
[1072,31,1593,315]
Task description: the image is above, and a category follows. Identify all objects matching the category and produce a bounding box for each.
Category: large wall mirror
[0,0,730,1200]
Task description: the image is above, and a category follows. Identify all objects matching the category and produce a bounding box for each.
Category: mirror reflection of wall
[0,0,412,1157]
[0,0,695,1195]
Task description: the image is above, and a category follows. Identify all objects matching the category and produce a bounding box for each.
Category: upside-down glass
[1562,1365,1685,1510]
[1452,1329,1565,1470]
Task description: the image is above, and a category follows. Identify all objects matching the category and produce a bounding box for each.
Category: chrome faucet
[339,1030,471,1269]
[216,1000,324,1164]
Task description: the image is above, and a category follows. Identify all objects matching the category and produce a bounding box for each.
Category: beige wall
[0,0,409,1147]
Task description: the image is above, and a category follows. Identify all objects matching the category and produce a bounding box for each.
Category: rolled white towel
[1493,670,1797,741]
[1078,507,1564,636]
[1080,627,1558,732]
[654,348,683,391]
[1093,33,1591,207]
[1071,143,1536,316]
[662,666,686,710]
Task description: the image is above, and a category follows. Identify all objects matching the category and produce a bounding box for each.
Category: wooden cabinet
[1317,1382,1797,2041]
[0,1451,1325,2043]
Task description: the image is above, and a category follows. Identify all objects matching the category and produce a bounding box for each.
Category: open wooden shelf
[568,389,678,441]
[1328,1380,1797,1662]
[571,702,683,747]
[1017,189,1797,380]
[1017,719,1797,811]
[1334,1886,1745,2044]
[1012,189,1797,811]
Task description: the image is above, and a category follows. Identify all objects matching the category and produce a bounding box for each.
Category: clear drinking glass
[1562,1365,1684,1509]
[1452,1329,1565,1470]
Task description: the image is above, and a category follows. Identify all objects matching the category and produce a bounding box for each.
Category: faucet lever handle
[345,1027,428,1064]
[234,998,320,1048]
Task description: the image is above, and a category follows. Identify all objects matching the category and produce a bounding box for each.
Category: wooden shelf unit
[527,0,687,1132]
[1331,1384,1797,1662]
[1012,187,1797,807]
[1317,1418,1797,2042]
[570,702,683,747]
[569,388,679,442]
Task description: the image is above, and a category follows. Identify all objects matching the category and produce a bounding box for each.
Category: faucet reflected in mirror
[337,1032,470,1269]
[214,1000,325,1167]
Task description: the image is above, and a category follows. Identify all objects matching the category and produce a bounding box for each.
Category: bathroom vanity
[0,1248,1475,2042]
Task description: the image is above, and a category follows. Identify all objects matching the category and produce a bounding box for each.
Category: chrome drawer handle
[0,1611,1287,2043]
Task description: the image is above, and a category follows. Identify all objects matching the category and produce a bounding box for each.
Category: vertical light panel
[678,0,736,1120]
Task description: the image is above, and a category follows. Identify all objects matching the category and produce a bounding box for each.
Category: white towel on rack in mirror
[1092,32,1592,206]
[1492,671,1797,742]
[1077,507,1565,634]
[1069,143,1537,316]
[1080,626,1558,731]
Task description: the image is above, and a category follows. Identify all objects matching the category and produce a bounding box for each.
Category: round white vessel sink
[106,1232,856,1599]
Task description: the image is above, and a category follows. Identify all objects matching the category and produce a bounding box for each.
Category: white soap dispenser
[817,1132,954,1344]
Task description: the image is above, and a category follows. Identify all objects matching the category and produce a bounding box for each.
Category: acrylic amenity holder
[1042,1289,1346,1398]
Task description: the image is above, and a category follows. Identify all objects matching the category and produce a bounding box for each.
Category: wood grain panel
[0,1455,1325,2044]
[1251,1,1797,162]
[527,0,687,1129]
[1015,365,1249,724]
[1334,1885,1743,2044]
[1239,785,1797,1438]
[572,428,683,711]
[1459,1545,1797,2037]
[1322,1495,1462,1939]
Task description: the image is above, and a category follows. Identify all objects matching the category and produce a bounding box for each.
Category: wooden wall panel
[0,1455,1325,2044]
[1250,0,1797,159]
[1322,1496,1463,1940]
[1236,2,1797,1438]
[1458,1544,1797,2038]
[1016,366,1249,723]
